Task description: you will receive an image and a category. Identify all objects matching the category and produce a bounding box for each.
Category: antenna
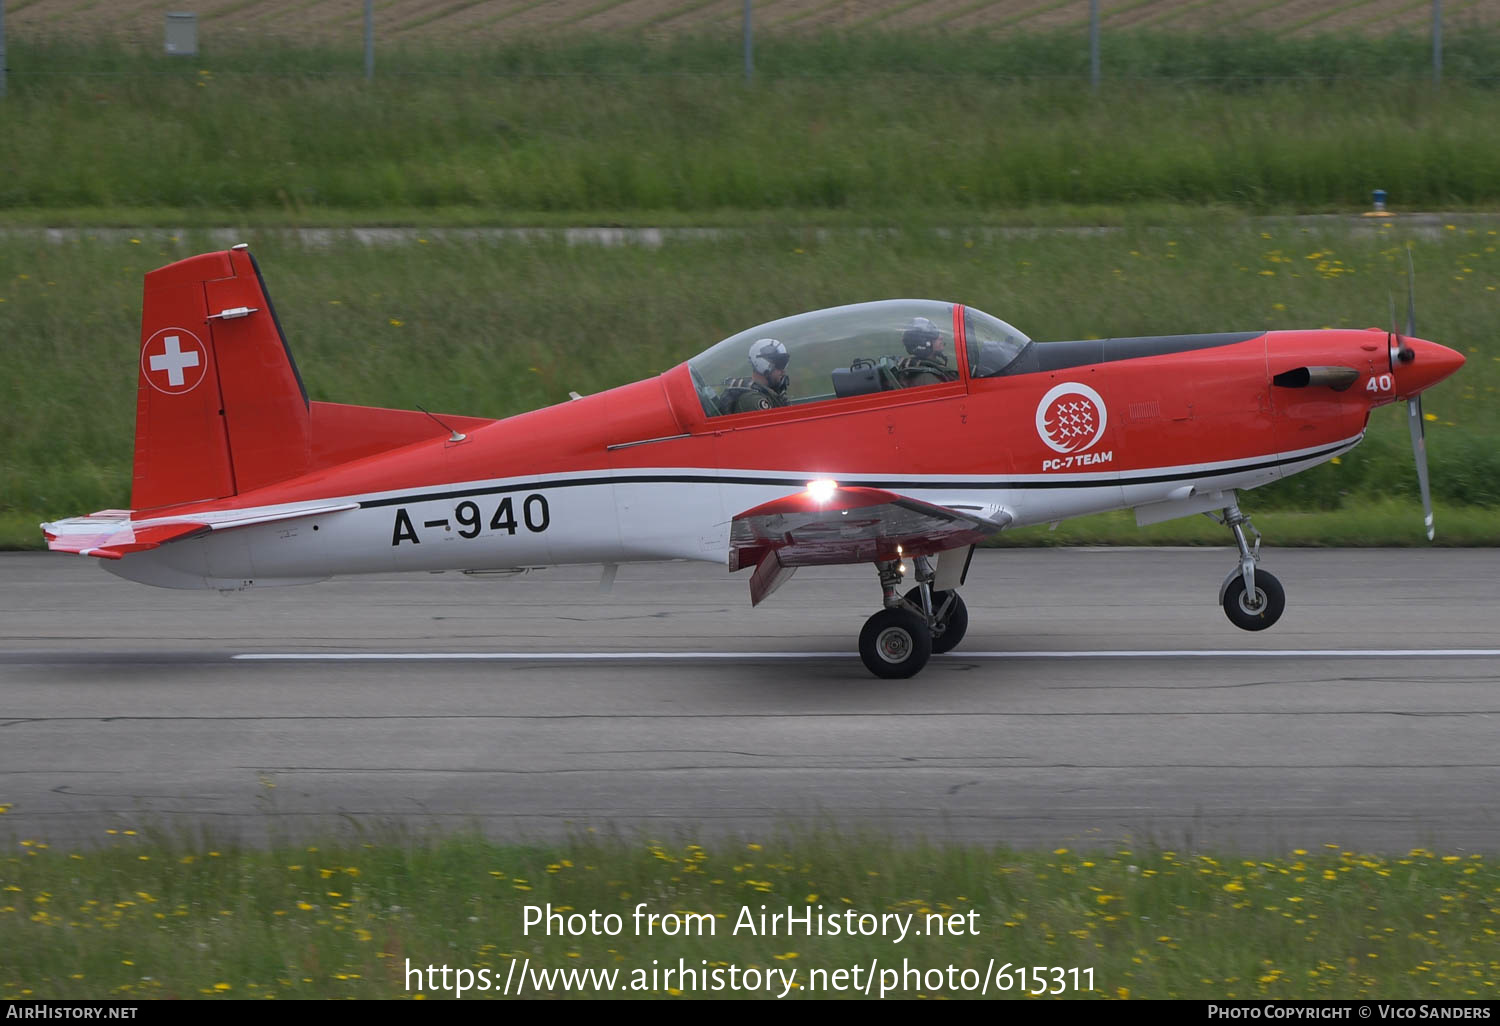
[415,404,467,443]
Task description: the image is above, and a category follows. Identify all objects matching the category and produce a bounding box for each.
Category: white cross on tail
[149,336,200,387]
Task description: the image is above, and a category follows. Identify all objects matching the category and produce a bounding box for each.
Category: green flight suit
[893,354,959,388]
[720,377,790,413]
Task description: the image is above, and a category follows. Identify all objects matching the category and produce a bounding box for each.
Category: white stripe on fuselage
[104,432,1364,590]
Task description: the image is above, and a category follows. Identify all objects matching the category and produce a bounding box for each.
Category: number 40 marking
[1366,373,1393,393]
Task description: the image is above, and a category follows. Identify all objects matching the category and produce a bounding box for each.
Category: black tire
[1220,569,1285,631]
[932,592,968,653]
[904,587,969,654]
[859,608,932,679]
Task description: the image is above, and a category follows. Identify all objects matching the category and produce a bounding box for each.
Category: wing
[42,502,358,560]
[729,485,1010,605]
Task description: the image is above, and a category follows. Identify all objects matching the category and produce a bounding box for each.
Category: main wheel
[1220,569,1285,631]
[859,608,932,679]
[904,587,969,654]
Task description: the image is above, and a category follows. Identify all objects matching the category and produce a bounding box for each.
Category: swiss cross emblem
[141,328,208,395]
[1036,382,1107,454]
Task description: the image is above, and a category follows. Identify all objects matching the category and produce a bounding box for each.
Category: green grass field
[7,35,1500,222]
[3,222,1495,548]
[3,833,1497,1000]
[2,36,1490,530]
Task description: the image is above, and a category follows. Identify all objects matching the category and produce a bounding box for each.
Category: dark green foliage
[7,36,1500,216]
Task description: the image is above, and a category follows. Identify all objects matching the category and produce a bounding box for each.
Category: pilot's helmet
[902,316,942,357]
[749,338,790,382]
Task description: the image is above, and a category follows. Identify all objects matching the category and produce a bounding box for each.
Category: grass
[7,36,1500,220]
[2,833,1497,999]
[994,500,1500,548]
[2,223,1496,548]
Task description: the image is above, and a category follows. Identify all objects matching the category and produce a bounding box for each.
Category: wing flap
[729,485,1010,575]
[42,502,358,559]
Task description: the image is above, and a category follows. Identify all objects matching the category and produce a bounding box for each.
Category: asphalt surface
[2,548,1498,854]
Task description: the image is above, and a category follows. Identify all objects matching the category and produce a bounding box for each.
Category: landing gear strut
[1211,502,1284,631]
[858,556,968,678]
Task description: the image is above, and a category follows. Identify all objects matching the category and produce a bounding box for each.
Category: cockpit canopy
[688,300,1031,417]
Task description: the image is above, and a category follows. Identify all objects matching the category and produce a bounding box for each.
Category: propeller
[1395,246,1435,541]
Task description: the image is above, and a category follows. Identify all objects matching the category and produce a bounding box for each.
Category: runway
[2,548,1498,853]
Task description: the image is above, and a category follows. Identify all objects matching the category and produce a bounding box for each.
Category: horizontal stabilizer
[42,502,358,560]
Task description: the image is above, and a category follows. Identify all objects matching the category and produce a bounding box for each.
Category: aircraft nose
[1395,338,1466,398]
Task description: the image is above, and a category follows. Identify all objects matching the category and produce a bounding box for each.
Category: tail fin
[133,246,310,511]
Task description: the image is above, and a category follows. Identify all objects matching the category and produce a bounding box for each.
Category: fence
[0,0,1490,95]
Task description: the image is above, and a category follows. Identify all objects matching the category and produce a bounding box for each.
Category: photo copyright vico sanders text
[1210,1008,1490,1020]
[404,903,1098,997]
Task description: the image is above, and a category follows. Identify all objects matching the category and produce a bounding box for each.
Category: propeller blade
[1405,245,1417,337]
[1408,395,1435,541]
[1388,293,1399,373]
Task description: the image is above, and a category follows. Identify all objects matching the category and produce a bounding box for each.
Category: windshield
[965,307,1032,378]
[689,300,959,416]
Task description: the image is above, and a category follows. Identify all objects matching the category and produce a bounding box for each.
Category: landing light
[806,479,838,503]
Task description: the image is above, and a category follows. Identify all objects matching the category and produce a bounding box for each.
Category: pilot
[893,316,959,387]
[720,338,791,413]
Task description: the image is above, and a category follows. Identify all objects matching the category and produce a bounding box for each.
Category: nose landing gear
[859,556,969,678]
[1211,502,1284,631]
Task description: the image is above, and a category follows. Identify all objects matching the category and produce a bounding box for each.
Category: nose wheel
[1211,501,1285,631]
[1220,567,1285,631]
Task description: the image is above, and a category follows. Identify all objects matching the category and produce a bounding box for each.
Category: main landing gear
[858,556,968,678]
[1211,502,1284,631]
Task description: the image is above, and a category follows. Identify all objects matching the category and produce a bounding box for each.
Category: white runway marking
[232,649,1500,661]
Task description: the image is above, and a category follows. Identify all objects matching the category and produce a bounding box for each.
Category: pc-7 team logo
[1036,382,1108,454]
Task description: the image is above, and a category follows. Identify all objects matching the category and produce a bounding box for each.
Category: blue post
[744,0,753,83]
[1432,0,1442,85]
[1090,0,1100,91]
